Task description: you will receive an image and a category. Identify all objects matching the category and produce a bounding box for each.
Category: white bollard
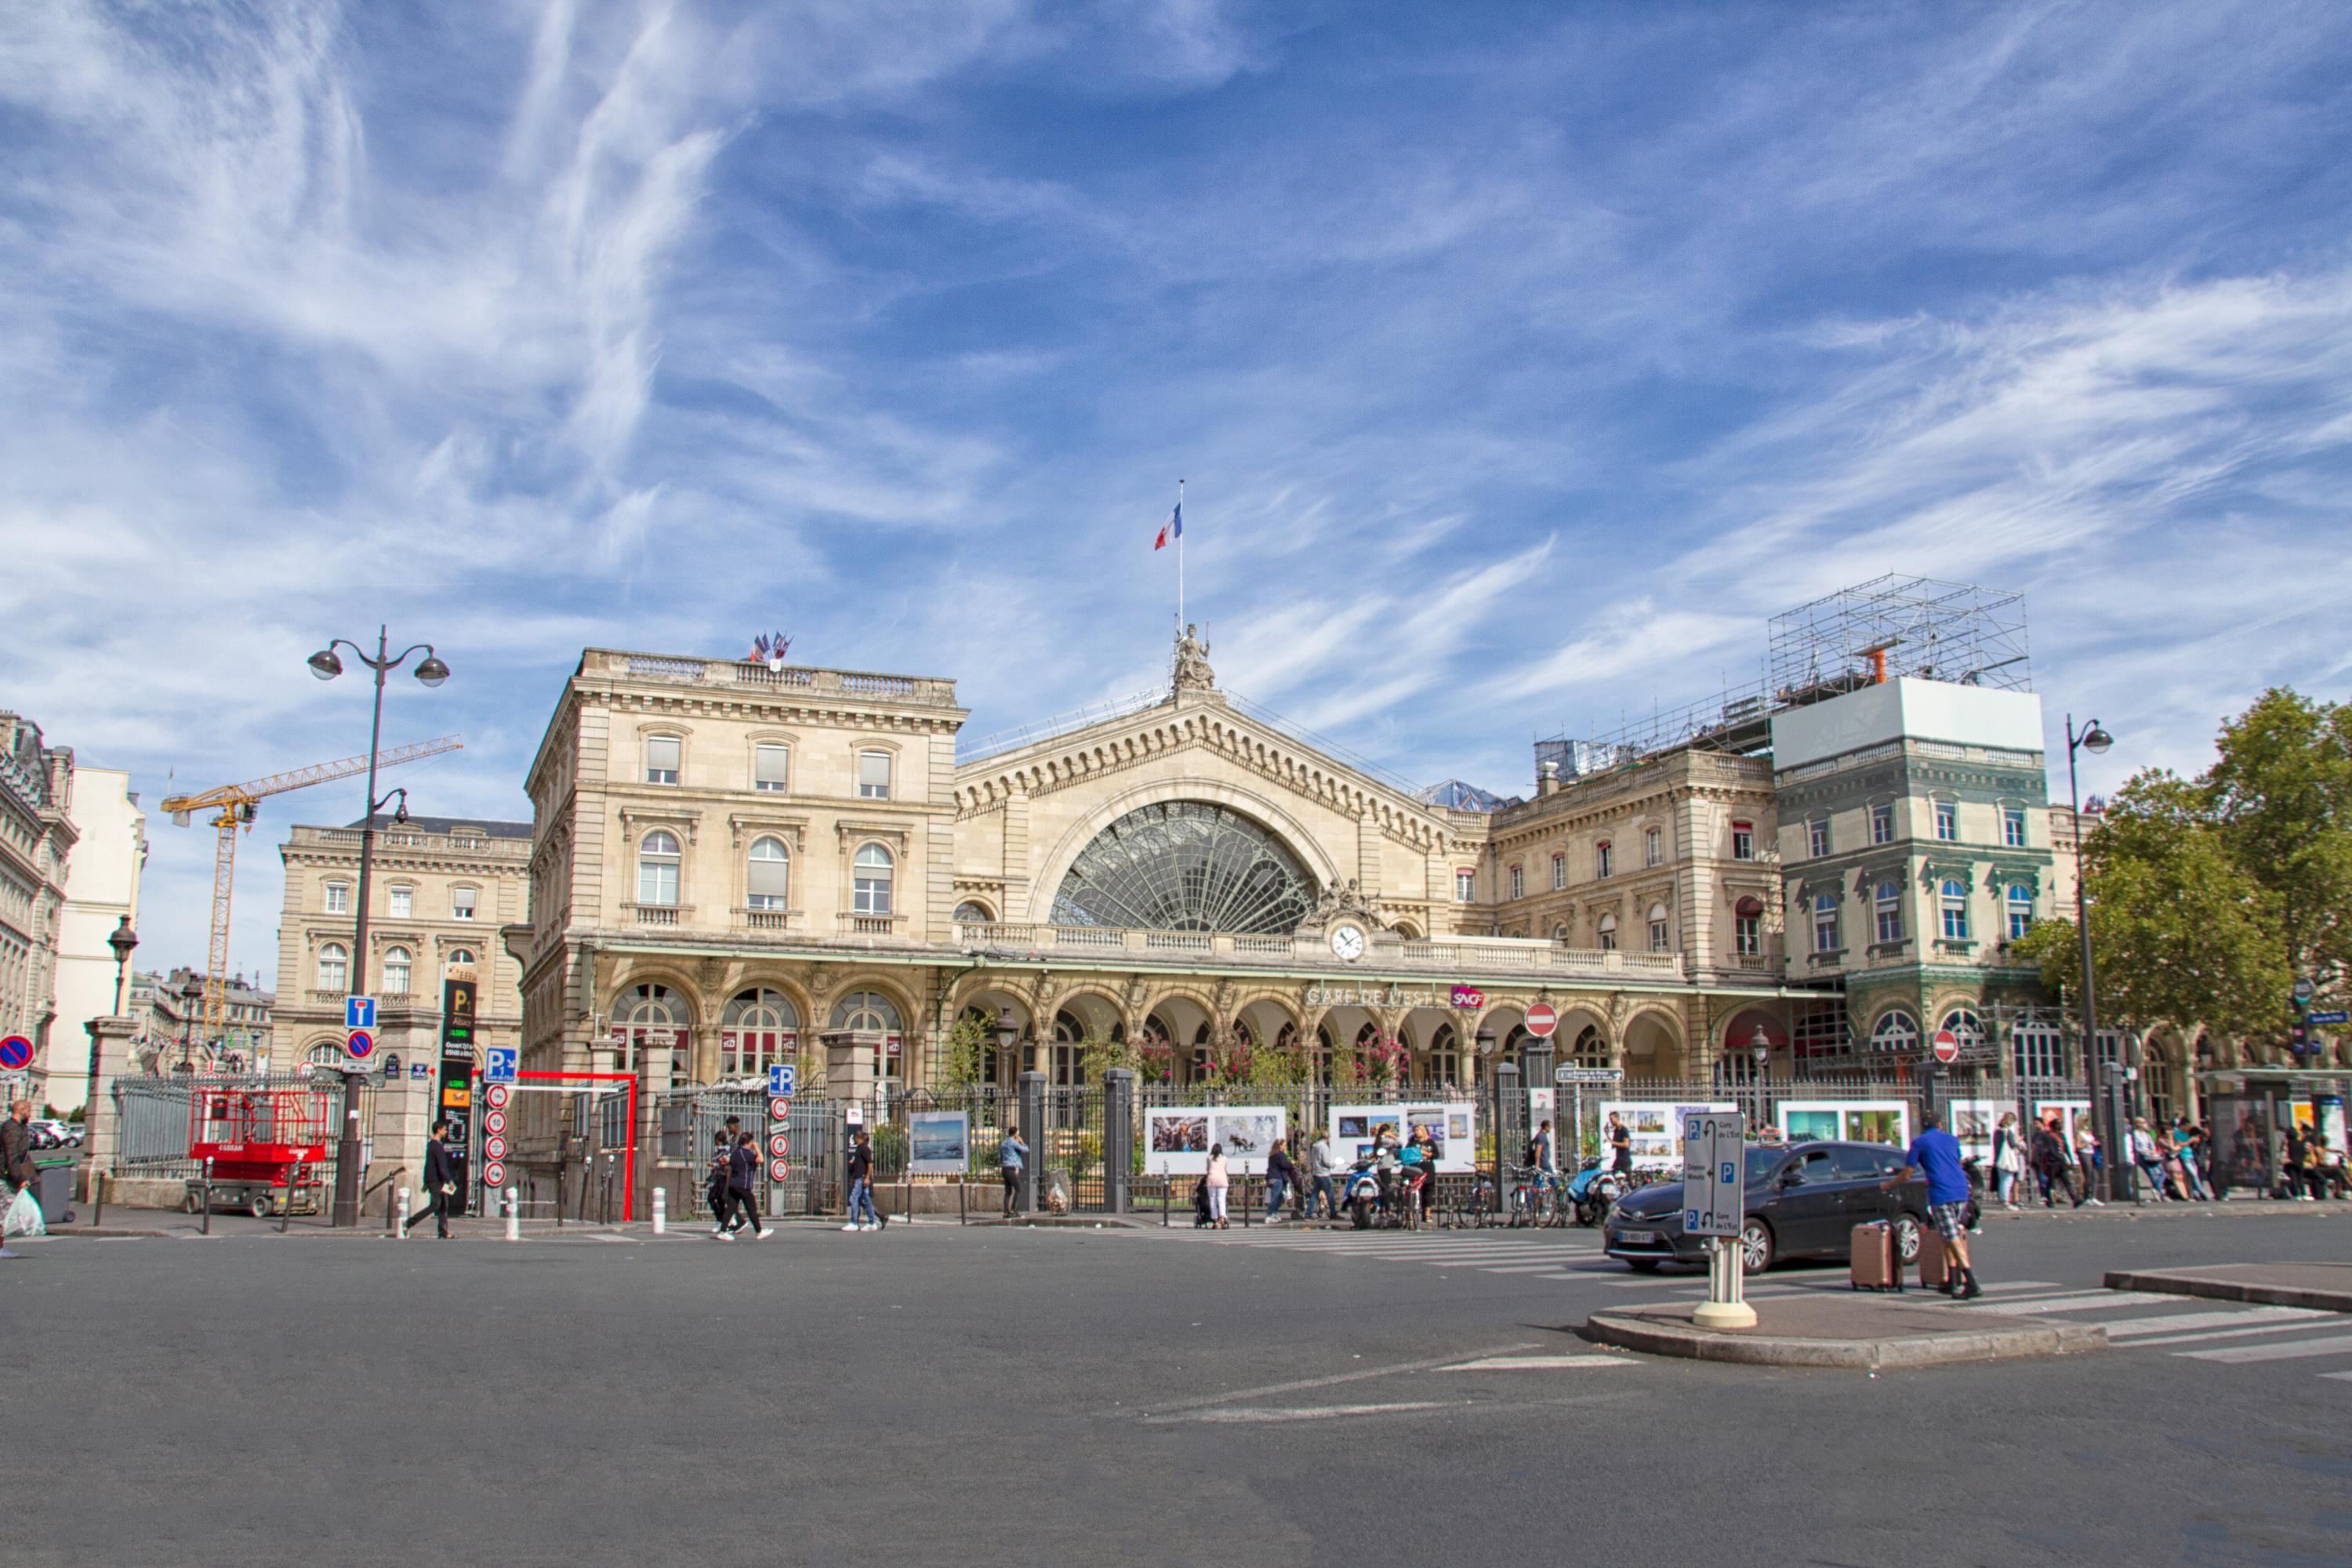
[505,1186,520,1242]
[395,1186,411,1236]
[652,1187,666,1236]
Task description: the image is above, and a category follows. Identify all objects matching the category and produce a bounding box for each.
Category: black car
[1602,1140,1929,1273]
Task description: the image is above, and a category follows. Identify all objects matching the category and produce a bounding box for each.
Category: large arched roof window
[1050,801,1316,933]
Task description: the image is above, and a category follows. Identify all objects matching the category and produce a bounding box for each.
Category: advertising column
[439,974,477,1216]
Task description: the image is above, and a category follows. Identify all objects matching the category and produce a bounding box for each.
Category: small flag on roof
[1154,499,1182,550]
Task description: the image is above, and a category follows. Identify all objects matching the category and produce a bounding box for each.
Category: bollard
[280,1160,298,1233]
[505,1186,519,1243]
[395,1185,411,1238]
[652,1187,666,1236]
[200,1157,213,1236]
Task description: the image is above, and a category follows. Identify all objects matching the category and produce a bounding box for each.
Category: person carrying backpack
[844,1127,885,1232]
[706,1132,738,1239]
[728,1131,768,1238]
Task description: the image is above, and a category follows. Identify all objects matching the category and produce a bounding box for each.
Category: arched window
[1939,878,1969,941]
[307,1042,349,1068]
[317,943,347,992]
[1551,921,1570,942]
[852,844,894,916]
[1570,1023,1608,1067]
[1813,892,1840,953]
[953,901,993,925]
[1596,913,1617,952]
[1425,1024,1460,1090]
[383,946,412,996]
[720,987,799,1080]
[1869,1010,1919,1054]
[638,830,681,906]
[612,983,686,1073]
[1875,880,1903,944]
[746,836,789,911]
[2006,884,2034,941]
[1733,895,1763,957]
[1646,902,1670,952]
[1939,1009,1984,1055]
[445,948,474,975]
[829,989,904,1080]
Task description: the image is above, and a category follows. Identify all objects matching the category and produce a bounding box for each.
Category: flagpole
[1177,478,1185,631]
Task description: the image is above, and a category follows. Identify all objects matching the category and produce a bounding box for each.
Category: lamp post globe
[107,916,139,1014]
[414,654,451,688]
[307,648,343,681]
[2082,723,2112,755]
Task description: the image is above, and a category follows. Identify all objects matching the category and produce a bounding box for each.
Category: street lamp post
[107,916,138,1017]
[308,626,450,1228]
[2065,713,2126,1202]
[1749,1024,1771,1138]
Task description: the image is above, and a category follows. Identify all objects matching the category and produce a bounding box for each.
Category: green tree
[2206,689,2352,994]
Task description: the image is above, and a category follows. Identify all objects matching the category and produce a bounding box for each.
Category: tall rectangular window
[388,886,412,919]
[755,744,791,793]
[2006,884,2034,941]
[644,735,681,786]
[1734,913,1761,956]
[1934,800,1958,841]
[1551,853,1566,890]
[1455,869,1475,902]
[1595,842,1613,880]
[451,887,477,922]
[324,882,349,914]
[2002,807,2027,848]
[1871,804,1894,845]
[1730,822,1754,861]
[1644,827,1662,867]
[1808,818,1831,858]
[1813,894,1840,954]
[1875,881,1902,944]
[1939,879,1969,941]
[858,750,892,800]
[1508,866,1523,900]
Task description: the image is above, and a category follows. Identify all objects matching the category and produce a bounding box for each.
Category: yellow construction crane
[158,735,463,1049]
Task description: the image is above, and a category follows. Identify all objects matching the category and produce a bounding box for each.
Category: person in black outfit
[2030,1117,2082,1208]
[405,1120,458,1238]
[728,1131,768,1236]
[1606,1113,1633,1176]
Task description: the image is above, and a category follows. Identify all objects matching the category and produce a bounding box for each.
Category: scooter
[1343,1157,1422,1229]
[1566,1156,1624,1228]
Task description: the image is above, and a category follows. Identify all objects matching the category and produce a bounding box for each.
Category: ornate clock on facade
[1328,922,1368,962]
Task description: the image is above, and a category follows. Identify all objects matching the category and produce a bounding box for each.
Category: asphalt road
[5,1204,2347,1566]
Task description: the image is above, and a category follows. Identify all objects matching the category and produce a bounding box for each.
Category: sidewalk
[2101,1261,2352,1312]
[1585,1294,2107,1370]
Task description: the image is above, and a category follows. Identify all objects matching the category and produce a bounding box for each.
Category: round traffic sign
[482,1160,508,1188]
[1933,1029,1960,1065]
[0,1035,32,1070]
[1524,1004,1558,1039]
[345,1028,375,1059]
[768,1133,789,1158]
[768,1158,790,1181]
[484,1108,508,1136]
[485,1083,510,1110]
[768,1097,792,1121]
[485,1134,509,1161]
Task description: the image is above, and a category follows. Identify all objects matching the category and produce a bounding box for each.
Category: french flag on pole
[1154,499,1182,550]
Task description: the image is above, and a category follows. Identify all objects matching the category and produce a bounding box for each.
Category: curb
[2102,1270,2352,1314]
[1583,1308,2107,1370]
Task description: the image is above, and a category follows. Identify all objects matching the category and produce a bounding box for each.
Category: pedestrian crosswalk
[1178,1225,1612,1280]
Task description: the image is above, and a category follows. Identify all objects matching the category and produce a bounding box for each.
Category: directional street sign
[769,1062,797,1098]
[0,1036,32,1071]
[1681,1111,1745,1238]
[345,1028,376,1060]
[1555,1065,1624,1085]
[483,1046,518,1085]
[1524,1003,1558,1039]
[2309,1010,2350,1026]
[345,996,377,1031]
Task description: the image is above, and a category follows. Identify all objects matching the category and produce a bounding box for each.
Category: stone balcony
[583,648,960,710]
[953,921,1689,982]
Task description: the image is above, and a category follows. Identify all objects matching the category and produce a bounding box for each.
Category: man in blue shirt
[1899,1111,1980,1299]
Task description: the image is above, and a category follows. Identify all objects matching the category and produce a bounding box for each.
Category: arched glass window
[1869,1010,1919,1054]
[1940,878,1969,941]
[2013,1021,2067,1079]
[1646,902,1670,952]
[720,987,799,1080]
[953,901,993,925]
[1813,892,1840,953]
[1733,895,1763,956]
[1875,880,1903,944]
[383,946,412,996]
[1551,921,1570,942]
[317,943,347,992]
[1050,801,1316,933]
[445,948,474,975]
[746,836,789,910]
[307,1042,349,1068]
[829,989,904,1080]
[1596,913,1618,952]
[1425,1024,1460,1090]
[1570,1023,1608,1067]
[1939,1009,1984,1054]
[613,983,686,1073]
[2006,883,2034,940]
[638,830,681,906]
[853,844,894,916]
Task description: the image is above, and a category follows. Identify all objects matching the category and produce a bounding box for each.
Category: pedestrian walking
[1308,1131,1339,1220]
[1897,1111,1982,1300]
[2129,1118,2170,1203]
[405,1120,459,1238]
[1606,1112,1632,1177]
[2169,1118,2213,1200]
[1264,1138,1301,1221]
[2283,1122,2312,1201]
[1,1098,35,1258]
[729,1131,768,1237]
[705,1132,738,1238]
[999,1123,1027,1217]
[2030,1116,2082,1209]
[2074,1119,2107,1205]
[1204,1142,1230,1229]
[844,1127,884,1232]
[1991,1112,2024,1208]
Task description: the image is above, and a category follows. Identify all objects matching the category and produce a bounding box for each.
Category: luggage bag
[1849,1219,1902,1291]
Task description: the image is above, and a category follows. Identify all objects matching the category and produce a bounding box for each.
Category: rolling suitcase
[1849,1220,1902,1291]
[1915,1227,1950,1292]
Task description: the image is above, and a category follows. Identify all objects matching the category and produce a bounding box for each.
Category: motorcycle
[1343,1156,1424,1229]
[1565,1155,1624,1228]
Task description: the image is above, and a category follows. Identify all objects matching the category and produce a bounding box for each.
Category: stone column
[77,1014,137,1186]
[1102,1067,1135,1214]
[1018,1069,1046,1214]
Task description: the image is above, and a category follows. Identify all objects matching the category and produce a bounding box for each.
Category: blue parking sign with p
[769,1062,796,1098]
[485,1047,518,1084]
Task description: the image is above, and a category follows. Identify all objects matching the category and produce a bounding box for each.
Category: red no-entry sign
[1933,1029,1960,1065]
[1525,1004,1558,1039]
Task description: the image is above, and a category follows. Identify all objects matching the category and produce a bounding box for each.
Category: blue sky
[5,2,2352,983]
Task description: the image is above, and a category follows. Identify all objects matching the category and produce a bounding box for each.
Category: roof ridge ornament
[1173,623,1216,692]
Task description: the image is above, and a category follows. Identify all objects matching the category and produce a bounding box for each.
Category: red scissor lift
[184,1086,334,1218]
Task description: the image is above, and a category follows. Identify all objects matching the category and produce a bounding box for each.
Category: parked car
[30,1120,73,1150]
[1602,1140,1929,1273]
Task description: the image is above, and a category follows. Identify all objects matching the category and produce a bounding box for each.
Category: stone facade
[0,712,77,1079]
[273,817,531,1076]
[45,766,145,1110]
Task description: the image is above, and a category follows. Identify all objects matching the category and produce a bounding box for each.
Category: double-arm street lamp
[309,628,450,1228]
[2065,713,2125,1201]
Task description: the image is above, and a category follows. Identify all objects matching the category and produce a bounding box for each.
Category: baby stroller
[1191,1177,1213,1228]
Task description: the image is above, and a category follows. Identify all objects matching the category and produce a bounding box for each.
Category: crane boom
[162,735,465,1054]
